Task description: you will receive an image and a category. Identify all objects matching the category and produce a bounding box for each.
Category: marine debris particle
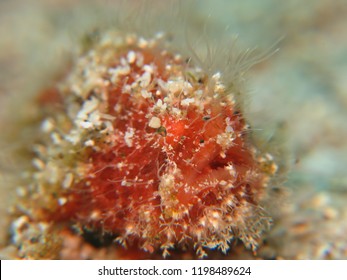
[14,31,278,258]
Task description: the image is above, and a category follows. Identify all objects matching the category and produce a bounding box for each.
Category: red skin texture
[44,46,268,254]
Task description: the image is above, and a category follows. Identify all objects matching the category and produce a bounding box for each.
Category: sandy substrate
[0,0,346,259]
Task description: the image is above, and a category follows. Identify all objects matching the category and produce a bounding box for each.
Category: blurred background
[0,0,346,259]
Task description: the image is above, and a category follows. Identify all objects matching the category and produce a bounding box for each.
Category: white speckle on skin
[51,132,62,145]
[127,51,136,64]
[41,118,55,133]
[64,130,81,144]
[58,197,67,206]
[77,98,99,117]
[124,128,135,147]
[155,99,167,112]
[143,64,154,73]
[138,37,148,48]
[139,71,151,88]
[16,187,27,197]
[62,173,74,189]
[136,52,144,67]
[141,90,152,99]
[225,125,234,133]
[166,80,192,94]
[180,98,195,107]
[12,216,29,231]
[149,117,161,129]
[80,120,93,129]
[32,158,45,170]
[172,107,182,116]
[90,210,101,220]
[114,104,122,113]
[84,139,95,147]
[219,180,227,186]
[157,79,167,92]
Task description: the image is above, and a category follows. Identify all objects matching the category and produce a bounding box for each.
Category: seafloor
[0,0,346,259]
